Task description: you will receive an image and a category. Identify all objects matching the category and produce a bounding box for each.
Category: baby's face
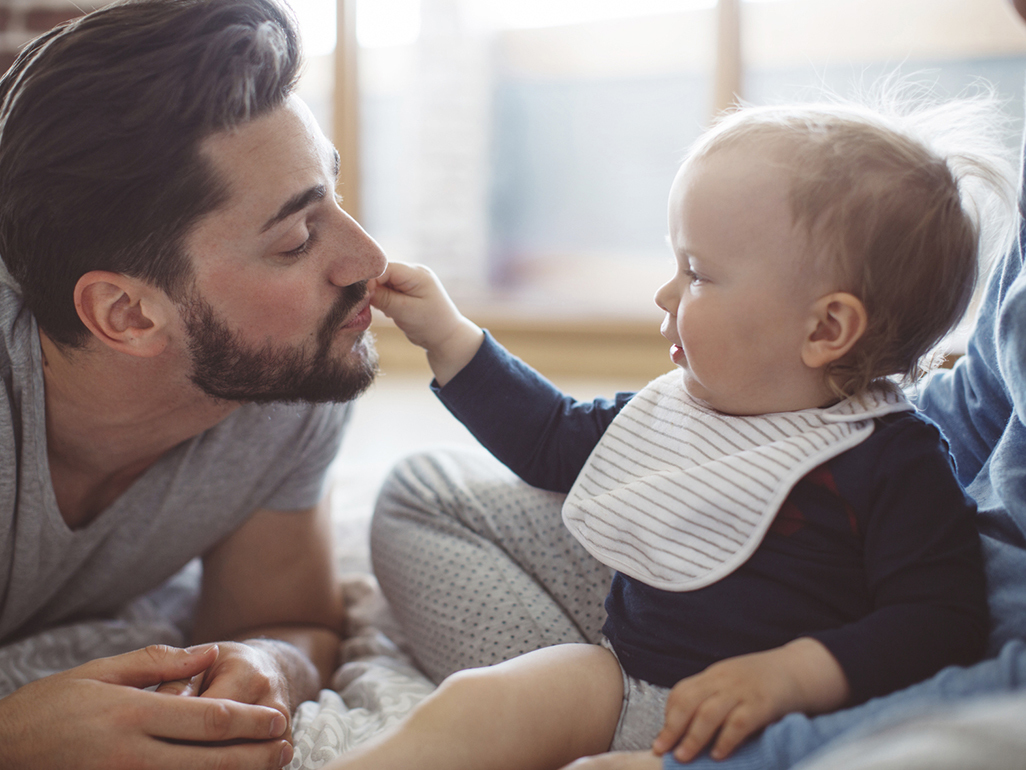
[654,145,833,415]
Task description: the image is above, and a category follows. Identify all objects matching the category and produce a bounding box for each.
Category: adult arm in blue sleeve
[914,232,1024,487]
[666,639,1026,770]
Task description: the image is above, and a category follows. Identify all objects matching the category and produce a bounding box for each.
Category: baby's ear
[74,271,173,357]
[801,292,867,369]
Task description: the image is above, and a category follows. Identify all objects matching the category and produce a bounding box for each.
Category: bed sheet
[0,565,436,769]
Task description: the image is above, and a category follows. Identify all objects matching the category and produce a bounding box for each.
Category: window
[298,0,1026,374]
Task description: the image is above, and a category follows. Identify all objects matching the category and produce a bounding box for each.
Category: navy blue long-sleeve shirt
[434,333,988,705]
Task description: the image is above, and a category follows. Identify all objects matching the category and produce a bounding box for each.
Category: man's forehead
[197,96,337,218]
[214,100,324,154]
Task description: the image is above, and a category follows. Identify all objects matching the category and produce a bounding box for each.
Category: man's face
[178,96,387,404]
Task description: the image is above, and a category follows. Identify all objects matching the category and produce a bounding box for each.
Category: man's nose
[329,211,388,287]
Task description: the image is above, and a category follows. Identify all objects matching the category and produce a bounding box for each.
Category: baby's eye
[684,268,704,285]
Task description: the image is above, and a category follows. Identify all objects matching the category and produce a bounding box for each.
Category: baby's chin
[678,374,741,416]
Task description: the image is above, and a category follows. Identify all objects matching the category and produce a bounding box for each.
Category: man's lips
[341,296,373,331]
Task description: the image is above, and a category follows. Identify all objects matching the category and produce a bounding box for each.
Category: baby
[337,96,1013,770]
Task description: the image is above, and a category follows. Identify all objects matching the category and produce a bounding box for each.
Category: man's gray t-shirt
[0,285,351,643]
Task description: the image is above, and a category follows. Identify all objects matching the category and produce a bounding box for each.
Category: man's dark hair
[0,0,302,347]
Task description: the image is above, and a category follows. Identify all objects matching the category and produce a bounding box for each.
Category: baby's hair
[683,83,1018,398]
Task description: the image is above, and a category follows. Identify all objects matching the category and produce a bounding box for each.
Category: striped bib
[562,372,912,591]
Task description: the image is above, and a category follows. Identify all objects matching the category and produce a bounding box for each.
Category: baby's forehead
[683,109,891,184]
[671,139,797,210]
[671,140,849,279]
[671,150,812,247]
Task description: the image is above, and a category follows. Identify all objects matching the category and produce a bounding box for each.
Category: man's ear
[74,271,172,357]
[801,292,867,370]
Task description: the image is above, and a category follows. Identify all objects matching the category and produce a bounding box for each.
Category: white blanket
[0,565,435,769]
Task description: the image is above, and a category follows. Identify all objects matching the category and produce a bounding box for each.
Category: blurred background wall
[6,0,1026,379]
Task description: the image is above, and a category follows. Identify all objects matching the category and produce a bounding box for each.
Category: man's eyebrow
[260,184,327,234]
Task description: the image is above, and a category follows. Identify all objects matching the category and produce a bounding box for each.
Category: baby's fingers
[653,687,702,754]
[654,678,717,755]
[652,721,686,756]
[671,695,740,763]
[368,280,399,314]
[708,704,765,760]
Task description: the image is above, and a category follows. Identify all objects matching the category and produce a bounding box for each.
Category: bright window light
[357,0,422,48]
[290,0,337,56]
[492,0,714,29]
[291,0,789,55]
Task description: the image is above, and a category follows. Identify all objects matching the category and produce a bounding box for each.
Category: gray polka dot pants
[370,447,613,683]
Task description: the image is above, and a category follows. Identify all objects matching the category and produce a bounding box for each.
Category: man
[370,3,1026,770]
[0,1,386,767]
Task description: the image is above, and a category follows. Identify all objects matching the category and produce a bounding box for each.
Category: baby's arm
[653,637,849,763]
[372,261,627,492]
[370,261,484,386]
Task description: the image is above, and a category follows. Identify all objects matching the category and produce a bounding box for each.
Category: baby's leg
[328,643,625,770]
[371,448,612,681]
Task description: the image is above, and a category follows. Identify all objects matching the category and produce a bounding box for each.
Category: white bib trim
[562,373,912,592]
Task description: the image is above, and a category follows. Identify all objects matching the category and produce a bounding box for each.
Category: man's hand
[156,640,298,740]
[369,261,484,386]
[0,644,294,770]
[653,638,850,762]
[188,502,348,718]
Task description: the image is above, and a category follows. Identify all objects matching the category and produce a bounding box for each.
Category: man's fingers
[147,694,288,744]
[155,679,194,697]
[79,644,219,690]
[156,672,204,697]
[199,676,293,742]
[147,737,294,770]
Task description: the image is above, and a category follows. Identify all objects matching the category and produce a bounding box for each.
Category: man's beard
[179,281,378,404]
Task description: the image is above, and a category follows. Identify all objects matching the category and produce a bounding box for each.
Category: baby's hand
[653,638,849,763]
[370,261,484,386]
[369,261,456,343]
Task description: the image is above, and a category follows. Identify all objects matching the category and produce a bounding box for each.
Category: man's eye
[282,231,317,259]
